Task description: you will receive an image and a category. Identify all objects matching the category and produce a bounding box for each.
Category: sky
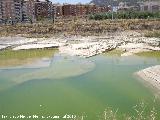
[51,0,91,4]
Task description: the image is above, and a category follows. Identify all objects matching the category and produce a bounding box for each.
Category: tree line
[89,11,160,20]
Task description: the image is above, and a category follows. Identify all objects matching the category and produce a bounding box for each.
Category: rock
[136,65,160,90]
[59,42,117,58]
[0,31,160,58]
[12,44,59,50]
[0,45,9,50]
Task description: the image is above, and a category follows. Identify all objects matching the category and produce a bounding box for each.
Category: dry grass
[0,19,160,37]
[71,101,158,120]
[144,30,160,38]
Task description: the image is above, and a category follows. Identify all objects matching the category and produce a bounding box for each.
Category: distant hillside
[90,0,158,6]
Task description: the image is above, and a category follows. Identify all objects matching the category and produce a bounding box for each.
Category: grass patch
[104,49,124,56]
[0,48,57,59]
[0,48,57,67]
[136,51,160,58]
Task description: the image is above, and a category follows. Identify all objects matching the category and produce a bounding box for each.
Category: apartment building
[98,6,110,13]
[1,0,18,23]
[0,1,3,23]
[0,0,52,23]
[52,4,63,18]
[76,4,87,16]
[53,4,87,18]
[85,4,97,14]
[35,0,53,20]
[62,4,75,16]
[61,3,110,17]
[0,0,36,23]
[85,4,108,15]
[22,0,36,22]
[0,0,110,24]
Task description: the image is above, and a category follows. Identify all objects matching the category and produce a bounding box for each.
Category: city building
[0,1,3,23]
[140,1,160,12]
[75,4,86,16]
[35,0,53,21]
[117,1,141,12]
[61,3,110,17]
[0,0,53,23]
[0,0,110,24]
[85,3,97,14]
[62,4,76,16]
[52,3,63,18]
[1,0,21,23]
[0,0,36,23]
[22,0,36,22]
[98,6,110,13]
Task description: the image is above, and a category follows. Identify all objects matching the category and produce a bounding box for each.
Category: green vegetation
[89,11,160,20]
[104,49,124,56]
[144,30,160,38]
[0,48,57,59]
[136,51,160,58]
[0,49,57,67]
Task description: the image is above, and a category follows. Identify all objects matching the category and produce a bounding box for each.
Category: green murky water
[0,50,160,120]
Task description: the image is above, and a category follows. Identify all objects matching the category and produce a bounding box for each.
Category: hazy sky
[51,0,91,4]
